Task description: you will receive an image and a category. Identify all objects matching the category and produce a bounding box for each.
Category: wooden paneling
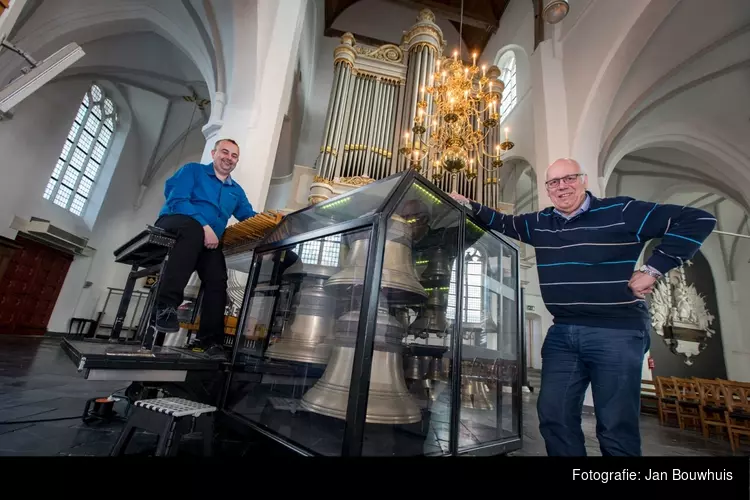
[0,235,73,336]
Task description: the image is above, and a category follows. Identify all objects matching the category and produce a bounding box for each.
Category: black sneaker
[154,307,180,333]
[204,344,228,361]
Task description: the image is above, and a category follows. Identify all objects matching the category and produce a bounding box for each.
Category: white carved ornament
[649,261,715,365]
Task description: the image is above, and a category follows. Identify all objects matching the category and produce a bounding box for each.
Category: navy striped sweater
[470,192,717,330]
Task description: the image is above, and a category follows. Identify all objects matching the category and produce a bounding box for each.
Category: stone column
[202,0,307,213]
[530,38,602,210]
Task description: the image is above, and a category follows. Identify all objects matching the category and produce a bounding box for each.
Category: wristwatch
[638,265,662,278]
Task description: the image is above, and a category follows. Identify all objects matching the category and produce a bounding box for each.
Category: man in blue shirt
[451,158,715,456]
[153,138,256,359]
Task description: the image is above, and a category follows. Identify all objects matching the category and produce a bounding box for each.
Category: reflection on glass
[262,173,405,245]
[360,180,461,456]
[458,218,520,451]
[216,251,257,348]
[224,227,369,456]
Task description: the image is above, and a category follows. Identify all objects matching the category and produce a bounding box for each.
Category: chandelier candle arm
[399,48,514,177]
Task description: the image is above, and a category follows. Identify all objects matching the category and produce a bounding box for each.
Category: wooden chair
[720,381,750,453]
[673,376,701,431]
[655,376,679,426]
[640,379,659,415]
[694,377,728,439]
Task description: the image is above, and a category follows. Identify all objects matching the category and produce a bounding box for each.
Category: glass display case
[221,169,523,456]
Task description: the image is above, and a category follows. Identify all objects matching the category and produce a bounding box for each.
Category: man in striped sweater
[450,158,716,457]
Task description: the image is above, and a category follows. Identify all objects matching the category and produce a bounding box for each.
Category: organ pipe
[313,9,511,210]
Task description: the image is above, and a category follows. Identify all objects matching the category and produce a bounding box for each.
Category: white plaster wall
[602,0,750,147]
[0,0,216,101]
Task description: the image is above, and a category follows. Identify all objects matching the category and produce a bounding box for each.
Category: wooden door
[0,234,73,335]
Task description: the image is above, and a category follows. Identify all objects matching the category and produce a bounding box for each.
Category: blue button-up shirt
[158,162,256,238]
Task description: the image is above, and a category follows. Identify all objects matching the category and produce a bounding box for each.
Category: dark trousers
[536,324,650,456]
[154,215,227,345]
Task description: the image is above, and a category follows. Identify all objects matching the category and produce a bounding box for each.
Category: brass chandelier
[398,53,514,181]
[398,0,514,182]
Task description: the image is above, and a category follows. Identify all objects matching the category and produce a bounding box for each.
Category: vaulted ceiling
[325,0,511,55]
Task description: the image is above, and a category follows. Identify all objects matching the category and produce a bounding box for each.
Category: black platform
[61,338,223,382]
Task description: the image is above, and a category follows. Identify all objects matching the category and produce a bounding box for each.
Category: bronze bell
[265,260,337,365]
[325,216,427,306]
[410,286,450,338]
[300,294,422,425]
[460,361,494,410]
[410,247,453,338]
[405,355,420,380]
[419,247,453,288]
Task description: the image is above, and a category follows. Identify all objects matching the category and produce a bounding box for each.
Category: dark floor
[0,335,743,457]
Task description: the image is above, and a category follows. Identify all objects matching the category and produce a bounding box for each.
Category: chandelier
[398,47,514,182]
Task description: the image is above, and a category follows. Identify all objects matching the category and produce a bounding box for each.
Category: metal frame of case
[219,169,524,457]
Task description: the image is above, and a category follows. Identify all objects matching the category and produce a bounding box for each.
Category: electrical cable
[0,386,132,425]
[0,415,82,425]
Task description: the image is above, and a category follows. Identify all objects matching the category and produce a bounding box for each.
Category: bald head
[544,157,588,215]
[545,158,583,180]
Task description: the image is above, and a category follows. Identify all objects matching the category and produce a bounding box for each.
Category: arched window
[497,51,517,122]
[43,83,117,216]
[447,247,485,324]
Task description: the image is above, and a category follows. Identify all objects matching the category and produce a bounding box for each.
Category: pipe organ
[310,9,508,210]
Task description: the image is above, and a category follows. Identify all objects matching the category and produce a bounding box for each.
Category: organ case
[309,9,510,212]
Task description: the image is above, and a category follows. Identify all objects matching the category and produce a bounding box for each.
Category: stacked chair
[649,375,750,453]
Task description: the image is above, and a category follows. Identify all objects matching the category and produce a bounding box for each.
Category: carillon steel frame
[219,169,524,457]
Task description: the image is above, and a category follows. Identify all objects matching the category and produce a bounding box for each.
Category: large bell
[410,287,450,338]
[410,247,453,338]
[325,216,427,305]
[419,247,452,287]
[265,260,337,365]
[300,295,422,424]
[460,361,494,410]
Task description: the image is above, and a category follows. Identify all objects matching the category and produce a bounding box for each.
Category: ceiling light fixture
[542,0,569,24]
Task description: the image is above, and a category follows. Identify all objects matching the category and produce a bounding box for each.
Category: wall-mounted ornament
[649,262,715,366]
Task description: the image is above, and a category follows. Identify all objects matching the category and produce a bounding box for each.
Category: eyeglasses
[545,173,585,189]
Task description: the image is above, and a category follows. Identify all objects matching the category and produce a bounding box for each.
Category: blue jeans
[536,324,650,456]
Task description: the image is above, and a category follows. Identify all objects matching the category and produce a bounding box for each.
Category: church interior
[0,0,748,457]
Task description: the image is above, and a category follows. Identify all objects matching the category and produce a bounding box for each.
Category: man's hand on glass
[203,225,219,249]
[449,191,473,210]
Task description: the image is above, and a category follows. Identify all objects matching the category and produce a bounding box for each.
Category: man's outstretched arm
[623,199,716,297]
[450,192,535,245]
[623,199,717,273]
